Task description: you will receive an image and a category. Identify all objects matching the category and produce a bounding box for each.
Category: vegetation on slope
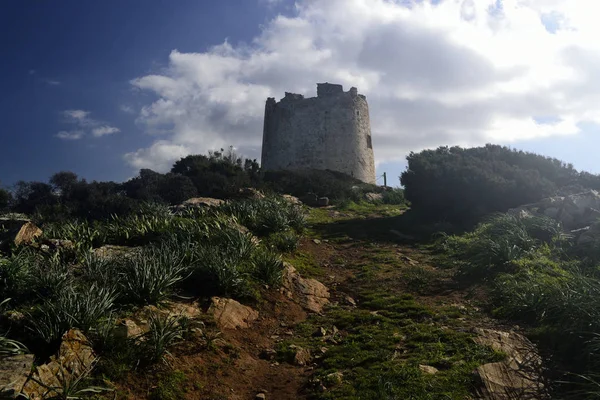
[401,144,600,225]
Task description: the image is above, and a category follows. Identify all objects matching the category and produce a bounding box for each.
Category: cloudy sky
[2,0,600,186]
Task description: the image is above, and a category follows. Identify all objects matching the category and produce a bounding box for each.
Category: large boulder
[177,197,225,209]
[473,328,547,399]
[510,190,600,230]
[281,263,330,313]
[22,329,96,399]
[208,297,259,329]
[0,219,42,249]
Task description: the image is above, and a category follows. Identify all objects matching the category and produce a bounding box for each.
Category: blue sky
[1,0,599,188]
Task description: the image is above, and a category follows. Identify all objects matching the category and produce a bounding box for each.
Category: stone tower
[261,83,376,184]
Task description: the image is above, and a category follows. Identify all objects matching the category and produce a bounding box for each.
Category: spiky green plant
[251,248,284,286]
[139,312,187,365]
[29,285,116,343]
[117,242,191,305]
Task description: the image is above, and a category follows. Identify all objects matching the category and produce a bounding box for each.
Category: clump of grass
[139,312,187,365]
[266,231,300,253]
[117,241,191,305]
[219,197,307,236]
[252,249,285,286]
[149,370,188,400]
[28,284,116,344]
[191,246,247,297]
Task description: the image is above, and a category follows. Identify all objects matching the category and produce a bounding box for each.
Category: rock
[313,239,321,244]
[113,319,145,340]
[281,263,330,313]
[179,197,225,208]
[208,297,259,329]
[0,354,34,397]
[419,365,439,374]
[510,190,600,230]
[317,197,330,207]
[293,347,312,366]
[44,239,75,251]
[14,222,42,247]
[300,193,319,207]
[255,394,266,400]
[282,194,302,205]
[22,329,96,400]
[473,328,547,399]
[93,245,138,260]
[259,349,277,360]
[324,372,344,386]
[365,192,383,202]
[238,187,266,200]
[345,296,357,307]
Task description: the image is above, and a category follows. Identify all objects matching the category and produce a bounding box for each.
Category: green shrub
[401,144,590,225]
[252,249,285,286]
[267,231,300,253]
[117,242,191,305]
[29,285,116,344]
[191,246,247,297]
[139,312,187,365]
[382,188,406,205]
[441,213,561,281]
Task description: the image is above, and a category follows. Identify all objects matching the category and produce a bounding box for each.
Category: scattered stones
[324,371,344,386]
[473,328,548,399]
[314,327,327,337]
[281,263,330,313]
[293,347,312,366]
[0,354,34,397]
[419,365,439,374]
[208,297,259,329]
[313,239,322,244]
[259,349,277,360]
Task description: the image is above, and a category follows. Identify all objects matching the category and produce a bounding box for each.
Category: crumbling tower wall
[261,83,376,184]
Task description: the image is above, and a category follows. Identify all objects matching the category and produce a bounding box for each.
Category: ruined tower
[261,83,376,184]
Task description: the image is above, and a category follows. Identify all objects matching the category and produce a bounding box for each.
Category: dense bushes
[401,144,600,225]
[2,146,381,222]
[441,212,600,396]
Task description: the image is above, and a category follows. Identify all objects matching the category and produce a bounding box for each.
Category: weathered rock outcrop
[0,218,42,249]
[510,190,600,230]
[0,354,34,397]
[21,329,96,399]
[473,328,547,399]
[281,263,330,313]
[208,297,259,329]
[177,197,225,209]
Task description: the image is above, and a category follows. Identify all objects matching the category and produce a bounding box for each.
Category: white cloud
[55,130,84,140]
[56,110,120,140]
[92,126,120,137]
[45,79,61,86]
[126,0,600,171]
[120,105,135,114]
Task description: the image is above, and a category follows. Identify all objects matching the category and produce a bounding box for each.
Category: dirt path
[117,207,513,399]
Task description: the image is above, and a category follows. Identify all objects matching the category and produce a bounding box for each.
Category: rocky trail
[113,205,546,400]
